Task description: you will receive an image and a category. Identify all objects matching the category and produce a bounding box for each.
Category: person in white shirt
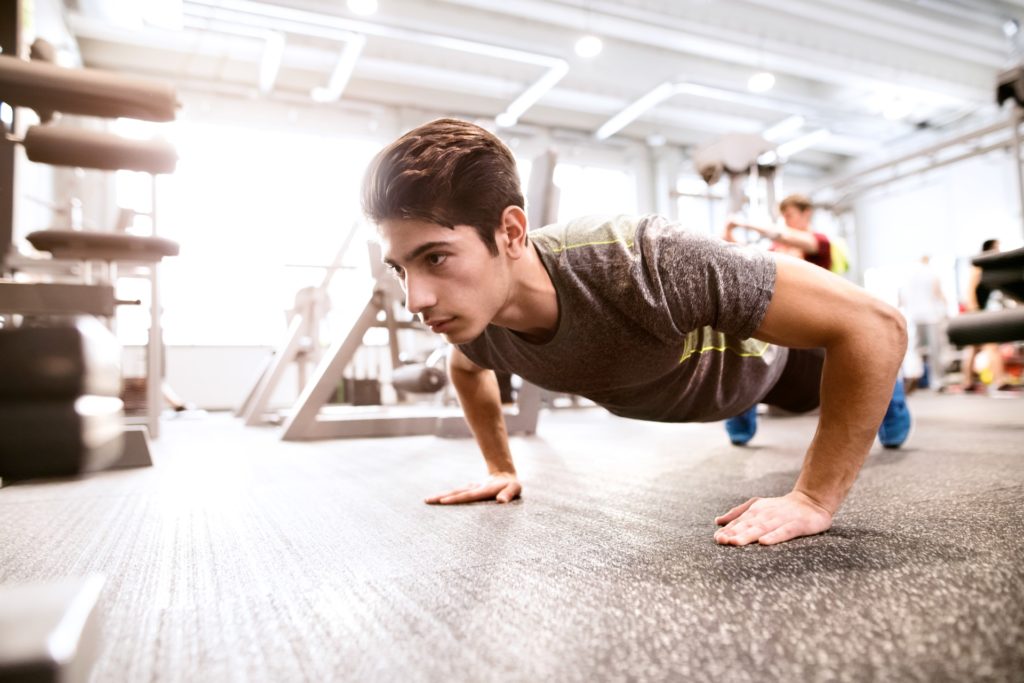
[899,255,948,391]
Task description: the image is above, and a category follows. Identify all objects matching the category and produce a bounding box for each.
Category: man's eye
[426,254,447,267]
[388,264,404,277]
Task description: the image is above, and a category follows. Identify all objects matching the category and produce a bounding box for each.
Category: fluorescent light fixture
[574,35,603,58]
[747,71,775,94]
[595,81,678,140]
[882,98,913,121]
[494,112,517,128]
[144,0,184,29]
[347,0,378,16]
[775,128,831,159]
[763,114,805,141]
[258,32,286,94]
[496,60,569,127]
[311,34,367,102]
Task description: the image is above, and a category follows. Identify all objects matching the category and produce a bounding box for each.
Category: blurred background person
[899,255,948,392]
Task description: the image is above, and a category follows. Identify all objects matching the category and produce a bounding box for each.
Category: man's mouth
[424,317,454,333]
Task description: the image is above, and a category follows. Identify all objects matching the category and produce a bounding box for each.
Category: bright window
[115,121,382,346]
[553,163,637,223]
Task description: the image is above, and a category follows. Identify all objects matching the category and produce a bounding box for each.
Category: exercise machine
[236,223,359,426]
[947,246,1024,346]
[0,33,179,479]
[279,240,541,440]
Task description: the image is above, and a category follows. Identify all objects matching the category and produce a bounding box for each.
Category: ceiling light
[646,133,667,147]
[763,115,805,142]
[495,112,518,128]
[747,71,775,94]
[347,0,378,16]
[775,128,831,159]
[595,81,678,140]
[882,98,914,121]
[574,35,603,59]
[1004,19,1020,38]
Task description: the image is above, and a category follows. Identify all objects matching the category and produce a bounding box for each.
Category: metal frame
[280,243,540,441]
[826,111,1024,237]
[237,228,358,426]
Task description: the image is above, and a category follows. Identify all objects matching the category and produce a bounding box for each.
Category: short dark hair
[779,193,813,213]
[981,238,999,252]
[362,118,525,255]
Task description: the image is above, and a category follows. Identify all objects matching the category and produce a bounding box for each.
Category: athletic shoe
[878,379,912,449]
[725,404,758,446]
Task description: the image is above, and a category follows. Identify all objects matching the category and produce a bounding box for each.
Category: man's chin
[440,323,483,345]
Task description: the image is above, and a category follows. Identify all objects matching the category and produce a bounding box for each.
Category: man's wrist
[791,487,838,515]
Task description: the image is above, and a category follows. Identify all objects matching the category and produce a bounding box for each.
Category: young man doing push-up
[362,118,911,547]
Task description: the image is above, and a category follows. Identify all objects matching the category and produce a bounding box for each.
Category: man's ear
[499,206,529,258]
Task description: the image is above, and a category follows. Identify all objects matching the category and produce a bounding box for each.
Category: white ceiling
[62,0,1024,176]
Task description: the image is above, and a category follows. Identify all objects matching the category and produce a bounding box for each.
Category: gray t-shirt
[458,214,788,422]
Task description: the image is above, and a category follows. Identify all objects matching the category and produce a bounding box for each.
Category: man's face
[379,219,509,344]
[781,206,812,231]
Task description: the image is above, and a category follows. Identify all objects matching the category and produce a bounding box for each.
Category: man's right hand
[425,472,521,505]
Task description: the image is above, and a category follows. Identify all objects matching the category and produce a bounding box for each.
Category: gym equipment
[26,230,180,265]
[237,226,359,426]
[1,26,179,465]
[0,53,178,121]
[948,308,1024,346]
[280,241,541,440]
[0,283,116,317]
[391,363,446,393]
[0,318,130,481]
[693,133,779,221]
[0,316,121,398]
[21,126,178,174]
[0,576,105,683]
[948,246,1024,346]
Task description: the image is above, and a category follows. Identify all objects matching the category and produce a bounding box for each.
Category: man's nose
[404,274,436,315]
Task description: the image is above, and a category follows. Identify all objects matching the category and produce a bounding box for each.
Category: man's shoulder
[531,214,666,254]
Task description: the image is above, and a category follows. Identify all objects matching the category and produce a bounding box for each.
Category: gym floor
[1,393,1021,682]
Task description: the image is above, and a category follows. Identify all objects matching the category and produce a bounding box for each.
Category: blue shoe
[725,404,758,445]
[878,379,912,449]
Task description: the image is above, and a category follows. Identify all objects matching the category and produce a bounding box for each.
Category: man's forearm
[449,366,517,474]
[794,324,906,512]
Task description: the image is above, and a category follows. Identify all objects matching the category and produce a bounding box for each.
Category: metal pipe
[1012,108,1024,240]
[833,138,1013,207]
[826,117,1013,190]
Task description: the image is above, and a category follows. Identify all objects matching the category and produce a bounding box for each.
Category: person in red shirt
[724,193,832,270]
[721,193,909,450]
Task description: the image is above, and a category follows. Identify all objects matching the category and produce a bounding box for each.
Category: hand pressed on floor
[425,472,521,505]
[714,490,833,546]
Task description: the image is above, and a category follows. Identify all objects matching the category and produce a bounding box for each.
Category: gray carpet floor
[1,393,1022,682]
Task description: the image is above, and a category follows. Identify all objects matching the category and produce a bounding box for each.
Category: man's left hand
[714,490,833,546]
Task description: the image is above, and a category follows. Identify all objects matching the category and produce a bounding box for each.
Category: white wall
[124,345,299,411]
[852,150,1023,306]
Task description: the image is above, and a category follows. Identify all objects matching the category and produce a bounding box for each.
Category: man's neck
[492,241,559,344]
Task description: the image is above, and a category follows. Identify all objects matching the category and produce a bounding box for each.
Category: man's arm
[424,346,521,505]
[714,253,907,545]
[726,217,821,256]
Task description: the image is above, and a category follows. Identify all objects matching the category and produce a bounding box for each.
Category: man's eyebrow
[383,240,454,267]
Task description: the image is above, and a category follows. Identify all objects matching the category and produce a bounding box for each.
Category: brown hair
[362,118,525,255]
[779,193,813,213]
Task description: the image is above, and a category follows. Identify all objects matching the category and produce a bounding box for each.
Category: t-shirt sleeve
[807,232,832,270]
[639,217,776,339]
